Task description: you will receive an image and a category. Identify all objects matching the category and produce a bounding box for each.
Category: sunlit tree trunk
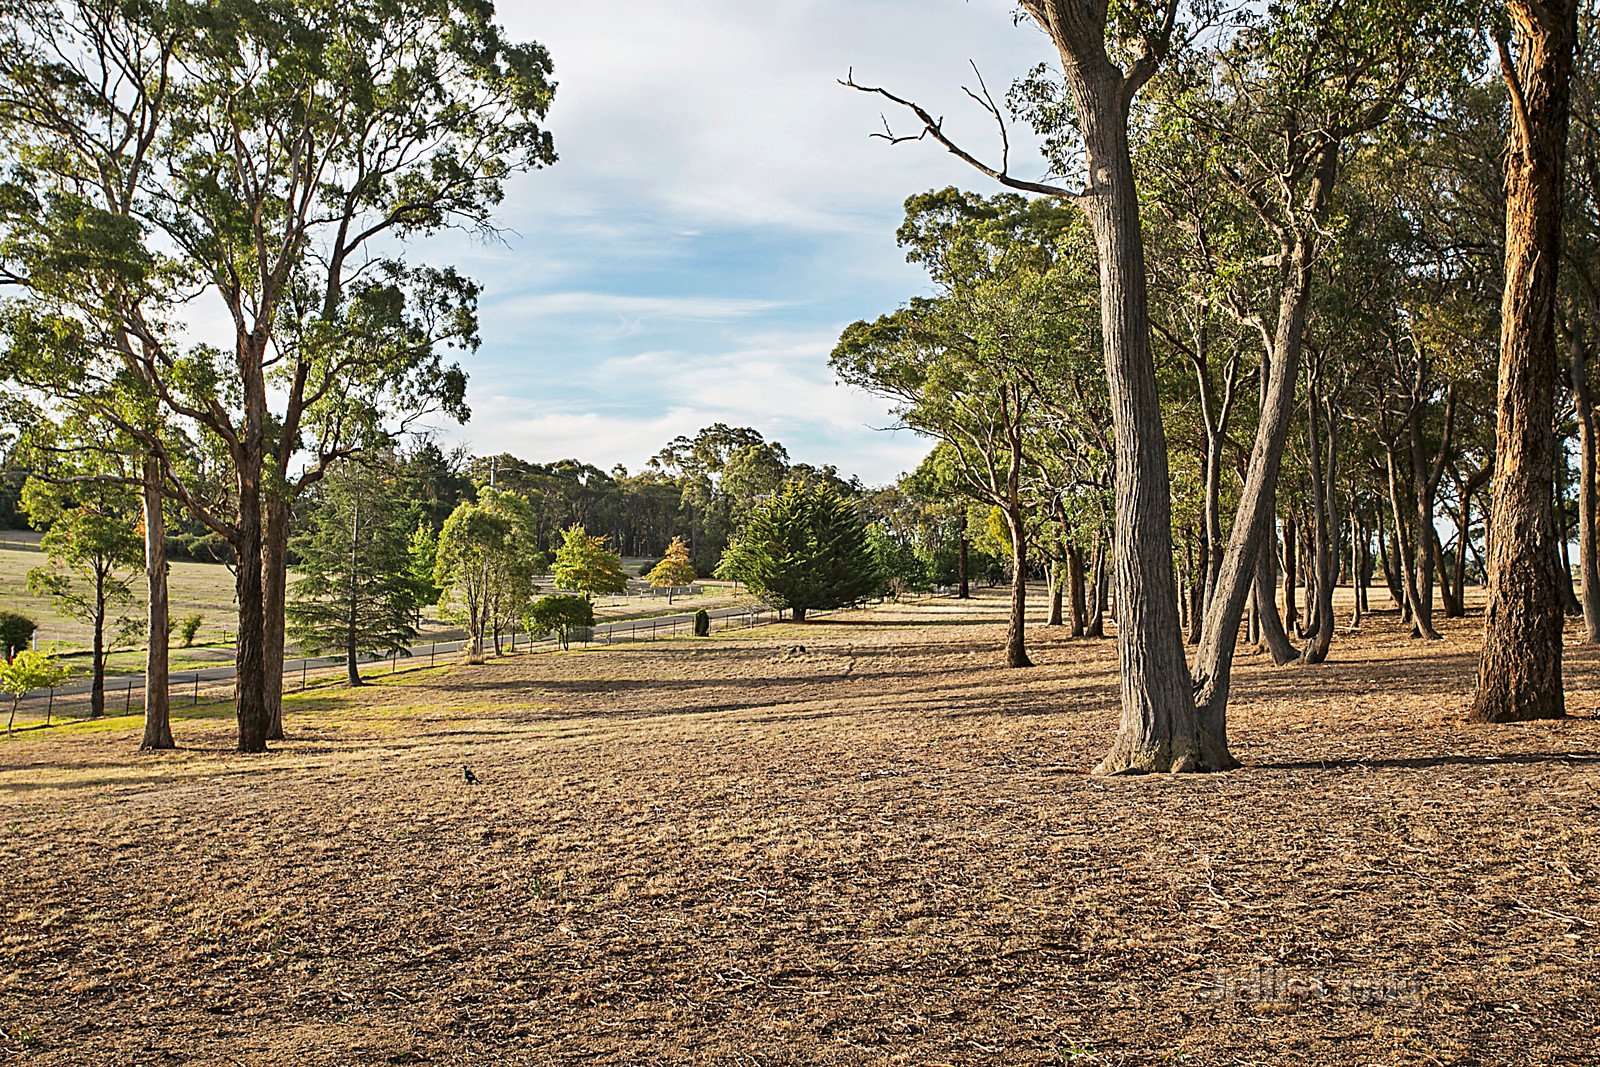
[1571,329,1600,641]
[1471,0,1575,724]
[140,459,173,749]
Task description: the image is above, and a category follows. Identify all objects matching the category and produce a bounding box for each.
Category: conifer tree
[287,463,421,687]
[716,482,879,621]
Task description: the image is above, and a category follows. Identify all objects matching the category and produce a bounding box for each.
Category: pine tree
[716,482,879,621]
[288,463,420,687]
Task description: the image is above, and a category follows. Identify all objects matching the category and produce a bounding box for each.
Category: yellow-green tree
[644,536,697,602]
[552,525,629,600]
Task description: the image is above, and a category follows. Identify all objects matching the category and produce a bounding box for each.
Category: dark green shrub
[693,608,710,637]
[180,613,204,647]
[0,611,35,658]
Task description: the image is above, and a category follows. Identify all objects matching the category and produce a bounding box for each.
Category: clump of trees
[0,0,556,751]
[840,0,1595,771]
[434,489,543,663]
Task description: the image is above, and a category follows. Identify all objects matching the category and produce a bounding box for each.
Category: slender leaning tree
[1470,0,1579,723]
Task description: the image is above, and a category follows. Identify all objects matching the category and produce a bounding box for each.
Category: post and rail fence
[4,587,951,732]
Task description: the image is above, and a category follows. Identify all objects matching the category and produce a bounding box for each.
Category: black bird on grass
[462,764,479,785]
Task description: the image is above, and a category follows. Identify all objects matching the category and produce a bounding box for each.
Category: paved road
[40,604,769,699]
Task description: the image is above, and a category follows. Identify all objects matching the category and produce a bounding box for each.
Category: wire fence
[4,589,951,732]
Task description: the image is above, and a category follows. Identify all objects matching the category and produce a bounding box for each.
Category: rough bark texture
[1069,76,1219,772]
[1046,565,1065,626]
[140,461,173,750]
[1469,0,1574,724]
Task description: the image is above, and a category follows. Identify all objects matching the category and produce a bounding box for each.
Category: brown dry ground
[1,590,1598,1067]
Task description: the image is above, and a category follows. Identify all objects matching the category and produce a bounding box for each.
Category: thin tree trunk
[1087,539,1106,639]
[1470,0,1574,724]
[957,532,970,599]
[1068,543,1087,637]
[1253,538,1298,663]
[1572,329,1600,640]
[1556,457,1583,614]
[1282,510,1299,637]
[1349,494,1365,630]
[140,459,173,749]
[1301,394,1336,663]
[1005,509,1033,668]
[1046,563,1065,626]
[262,495,290,739]
[90,599,105,720]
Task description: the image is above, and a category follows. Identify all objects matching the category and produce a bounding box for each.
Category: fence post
[302,659,308,689]
[124,679,132,714]
[430,642,436,667]
[194,673,199,706]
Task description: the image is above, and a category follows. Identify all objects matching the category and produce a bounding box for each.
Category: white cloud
[422,1,1058,486]
[492,291,790,322]
[458,332,933,484]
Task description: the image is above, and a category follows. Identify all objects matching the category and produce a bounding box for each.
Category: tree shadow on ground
[1252,751,1600,771]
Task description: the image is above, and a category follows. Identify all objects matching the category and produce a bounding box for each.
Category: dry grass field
[1,591,1597,1065]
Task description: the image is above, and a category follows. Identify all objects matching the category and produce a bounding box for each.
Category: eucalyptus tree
[833,189,1096,668]
[650,425,770,570]
[21,472,142,719]
[1471,0,1579,724]
[0,0,555,751]
[848,0,1225,771]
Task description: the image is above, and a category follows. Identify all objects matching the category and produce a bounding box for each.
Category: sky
[418,2,1057,486]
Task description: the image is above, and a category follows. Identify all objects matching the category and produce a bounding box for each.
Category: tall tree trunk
[1004,510,1033,668]
[1072,88,1213,773]
[140,460,173,750]
[1349,495,1365,630]
[1435,529,1465,617]
[1470,0,1574,724]
[90,600,105,719]
[347,500,363,687]
[1253,538,1299,663]
[1571,330,1600,641]
[1301,395,1336,663]
[1068,543,1087,637]
[1385,447,1433,635]
[1186,530,1204,645]
[1087,539,1107,638]
[1046,563,1065,626]
[1282,510,1299,637]
[262,495,290,740]
[957,532,970,599]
